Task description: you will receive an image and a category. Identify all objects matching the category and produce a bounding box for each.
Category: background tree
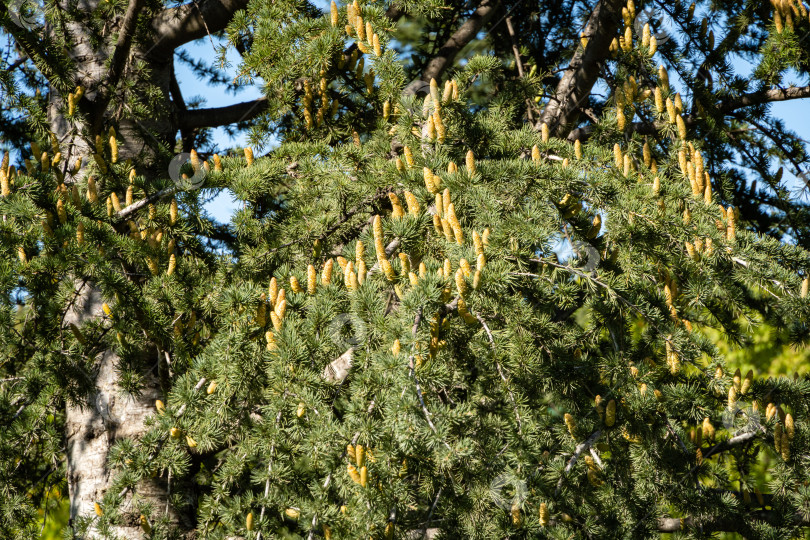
[2,0,810,537]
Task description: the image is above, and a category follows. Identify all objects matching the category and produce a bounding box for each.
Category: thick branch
[178,97,269,130]
[701,430,760,459]
[170,66,197,151]
[149,0,250,55]
[93,0,146,132]
[404,0,499,94]
[719,85,810,112]
[107,0,146,98]
[117,185,177,220]
[537,0,624,136]
[555,430,601,496]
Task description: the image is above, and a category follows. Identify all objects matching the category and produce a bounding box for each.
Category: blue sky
[174,39,263,223]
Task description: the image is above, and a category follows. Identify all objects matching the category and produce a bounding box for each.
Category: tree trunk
[50,6,182,533]
[64,288,174,538]
[49,0,178,181]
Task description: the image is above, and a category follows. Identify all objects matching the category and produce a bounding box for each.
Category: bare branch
[504,17,523,78]
[149,0,250,55]
[555,430,602,496]
[117,185,177,220]
[719,84,810,110]
[7,55,28,71]
[107,0,146,98]
[537,0,624,136]
[178,97,269,130]
[404,0,500,94]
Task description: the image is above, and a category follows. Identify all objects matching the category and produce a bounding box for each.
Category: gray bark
[63,282,171,538]
[537,0,624,137]
[49,4,180,534]
[51,0,178,183]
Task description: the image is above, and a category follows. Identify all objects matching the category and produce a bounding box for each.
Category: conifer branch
[568,85,810,142]
[0,15,73,94]
[420,487,442,538]
[731,257,794,299]
[305,401,376,540]
[256,410,283,540]
[409,308,437,434]
[664,418,690,456]
[409,358,447,445]
[324,237,410,383]
[476,313,522,435]
[262,190,391,257]
[521,260,695,368]
[700,429,761,460]
[409,307,451,449]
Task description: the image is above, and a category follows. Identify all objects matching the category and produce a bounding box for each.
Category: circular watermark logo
[634,5,673,45]
[489,471,529,511]
[168,153,207,191]
[327,313,366,350]
[8,0,44,30]
[722,400,762,433]
[572,240,601,272]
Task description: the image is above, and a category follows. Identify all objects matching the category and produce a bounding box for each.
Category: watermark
[721,400,762,433]
[8,0,43,30]
[168,153,207,191]
[327,312,366,350]
[489,470,529,511]
[572,240,601,272]
[634,4,673,45]
[798,170,810,191]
